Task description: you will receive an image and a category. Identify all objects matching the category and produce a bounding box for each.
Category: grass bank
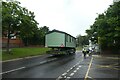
[76,46,82,50]
[2,47,50,61]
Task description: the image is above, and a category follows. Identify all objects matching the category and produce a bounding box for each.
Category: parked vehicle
[45,30,76,55]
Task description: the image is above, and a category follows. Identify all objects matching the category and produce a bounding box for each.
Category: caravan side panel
[45,32,65,47]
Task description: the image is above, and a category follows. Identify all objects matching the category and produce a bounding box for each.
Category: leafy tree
[86,1,120,52]
[26,26,49,45]
[0,0,2,38]
[2,0,38,53]
[39,26,49,45]
[76,35,89,47]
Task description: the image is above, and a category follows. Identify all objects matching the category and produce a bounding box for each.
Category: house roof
[46,29,76,39]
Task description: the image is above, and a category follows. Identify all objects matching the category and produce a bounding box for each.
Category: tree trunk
[6,24,10,54]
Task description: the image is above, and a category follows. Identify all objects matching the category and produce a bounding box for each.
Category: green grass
[76,46,82,50]
[2,47,50,61]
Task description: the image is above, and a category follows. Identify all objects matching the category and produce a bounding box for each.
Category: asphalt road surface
[2,51,119,80]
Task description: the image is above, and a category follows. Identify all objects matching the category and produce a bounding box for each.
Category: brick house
[2,37,24,48]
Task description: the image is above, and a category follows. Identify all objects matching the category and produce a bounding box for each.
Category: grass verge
[76,46,82,50]
[2,47,50,61]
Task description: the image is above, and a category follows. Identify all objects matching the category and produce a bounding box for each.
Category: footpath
[87,53,120,80]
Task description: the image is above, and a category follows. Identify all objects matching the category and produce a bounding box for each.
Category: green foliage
[76,46,82,50]
[76,35,89,47]
[2,1,38,41]
[2,1,50,46]
[27,26,49,45]
[86,1,120,51]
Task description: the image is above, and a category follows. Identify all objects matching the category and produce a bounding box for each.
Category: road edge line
[1,54,43,63]
[84,57,93,80]
[0,67,26,75]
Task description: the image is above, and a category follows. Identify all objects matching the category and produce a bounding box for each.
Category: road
[2,51,119,80]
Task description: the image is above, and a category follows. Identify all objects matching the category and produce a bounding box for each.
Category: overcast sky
[19,0,113,37]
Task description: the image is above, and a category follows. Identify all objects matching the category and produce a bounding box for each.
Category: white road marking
[78,65,81,68]
[84,57,93,80]
[48,58,57,61]
[92,55,101,57]
[51,58,57,60]
[70,67,73,70]
[56,56,84,80]
[67,70,70,73]
[1,58,58,75]
[69,73,74,76]
[87,76,92,79]
[0,67,26,75]
[2,55,43,63]
[76,67,80,70]
[40,61,47,64]
[73,70,77,73]
[73,65,76,68]
[62,73,67,76]
[40,58,57,64]
[56,76,62,80]
[64,76,67,78]
[66,77,71,79]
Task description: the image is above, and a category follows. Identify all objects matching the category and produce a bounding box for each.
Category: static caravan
[45,30,76,55]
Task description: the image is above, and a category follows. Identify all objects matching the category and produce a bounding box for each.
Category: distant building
[2,31,24,48]
[2,37,24,48]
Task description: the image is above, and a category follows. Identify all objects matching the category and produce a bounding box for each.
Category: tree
[76,35,89,47]
[26,26,49,46]
[39,26,49,45]
[2,0,38,53]
[86,1,120,52]
[0,0,2,38]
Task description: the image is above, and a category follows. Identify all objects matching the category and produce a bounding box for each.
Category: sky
[18,0,113,37]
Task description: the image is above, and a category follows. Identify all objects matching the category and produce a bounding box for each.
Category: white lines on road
[66,70,70,73]
[87,76,92,79]
[64,76,67,78]
[73,70,77,73]
[69,73,74,76]
[66,77,71,79]
[50,58,57,61]
[1,55,43,63]
[78,65,81,68]
[39,61,47,64]
[0,67,26,75]
[70,67,73,70]
[57,61,82,80]
[76,67,80,70]
[84,57,93,80]
[62,73,67,76]
[2,58,58,75]
[39,58,57,64]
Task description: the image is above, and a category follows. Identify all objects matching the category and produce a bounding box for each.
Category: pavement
[1,51,120,80]
[88,54,120,79]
